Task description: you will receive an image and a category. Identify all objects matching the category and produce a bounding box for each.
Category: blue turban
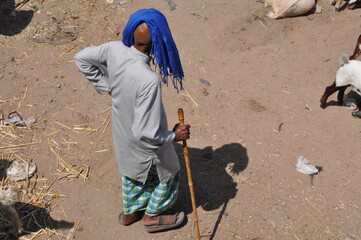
[122,8,184,90]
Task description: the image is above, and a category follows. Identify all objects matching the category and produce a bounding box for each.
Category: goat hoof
[320,100,327,109]
[352,111,361,119]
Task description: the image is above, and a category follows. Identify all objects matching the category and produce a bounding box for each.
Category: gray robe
[74,41,180,184]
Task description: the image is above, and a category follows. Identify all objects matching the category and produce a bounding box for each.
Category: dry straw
[0,103,101,239]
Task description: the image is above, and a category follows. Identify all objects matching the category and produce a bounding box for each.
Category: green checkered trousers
[122,166,180,216]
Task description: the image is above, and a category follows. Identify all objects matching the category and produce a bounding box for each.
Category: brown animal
[0,187,22,239]
[330,0,361,11]
[320,35,361,109]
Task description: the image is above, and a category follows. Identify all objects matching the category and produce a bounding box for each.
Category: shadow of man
[174,143,248,239]
[0,0,34,36]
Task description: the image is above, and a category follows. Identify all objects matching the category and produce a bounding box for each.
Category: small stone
[202,88,209,96]
[199,78,211,86]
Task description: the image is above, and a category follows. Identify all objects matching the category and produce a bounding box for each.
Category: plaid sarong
[122,167,180,216]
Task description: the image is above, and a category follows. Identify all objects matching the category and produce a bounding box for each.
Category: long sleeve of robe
[74,41,180,184]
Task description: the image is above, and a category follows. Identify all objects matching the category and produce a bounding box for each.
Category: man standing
[74,9,190,233]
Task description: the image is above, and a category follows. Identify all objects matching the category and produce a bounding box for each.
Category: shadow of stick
[209,199,229,240]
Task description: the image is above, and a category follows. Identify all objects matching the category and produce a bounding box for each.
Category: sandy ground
[1,0,361,239]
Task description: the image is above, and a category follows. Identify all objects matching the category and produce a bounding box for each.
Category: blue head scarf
[122,8,184,90]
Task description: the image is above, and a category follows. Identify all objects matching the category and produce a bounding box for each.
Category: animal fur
[330,0,361,11]
[335,56,361,89]
[0,188,22,238]
[264,0,315,19]
[320,35,361,109]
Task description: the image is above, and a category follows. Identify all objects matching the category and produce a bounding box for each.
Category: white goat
[335,54,361,90]
[264,0,315,18]
[320,35,361,109]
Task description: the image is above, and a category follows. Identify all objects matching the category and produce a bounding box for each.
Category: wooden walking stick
[178,108,201,240]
